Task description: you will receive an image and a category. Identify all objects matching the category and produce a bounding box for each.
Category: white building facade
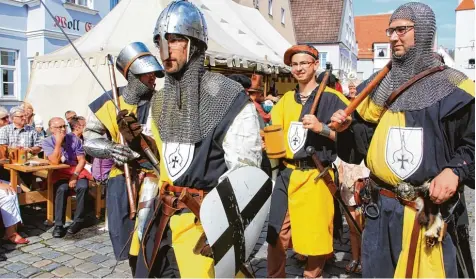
[0,0,119,108]
[291,0,357,80]
[454,0,475,81]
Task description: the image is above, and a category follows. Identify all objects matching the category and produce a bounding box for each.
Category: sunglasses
[52,125,68,129]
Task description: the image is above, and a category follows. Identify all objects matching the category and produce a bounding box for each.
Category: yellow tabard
[357,96,446,278]
[131,121,245,278]
[287,165,335,256]
[394,206,446,278]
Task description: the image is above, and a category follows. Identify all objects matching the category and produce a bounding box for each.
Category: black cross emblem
[211,178,272,275]
[170,156,180,168]
[292,137,299,146]
[398,154,409,170]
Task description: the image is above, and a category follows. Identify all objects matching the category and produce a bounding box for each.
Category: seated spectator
[69,116,86,142]
[0,107,9,127]
[34,118,47,140]
[43,117,91,238]
[0,107,42,153]
[64,110,77,133]
[21,102,42,128]
[0,181,28,244]
[0,107,10,181]
[0,107,42,186]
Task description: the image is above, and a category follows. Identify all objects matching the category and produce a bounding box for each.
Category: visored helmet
[116,42,164,78]
[153,0,208,60]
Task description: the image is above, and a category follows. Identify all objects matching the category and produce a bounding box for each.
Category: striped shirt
[0,124,42,148]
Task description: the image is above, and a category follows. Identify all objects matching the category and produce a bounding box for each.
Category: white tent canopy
[26,0,291,122]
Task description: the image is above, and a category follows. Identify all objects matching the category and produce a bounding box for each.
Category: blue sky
[354,0,458,49]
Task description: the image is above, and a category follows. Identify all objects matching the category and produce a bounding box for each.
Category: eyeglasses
[291,61,316,69]
[52,125,68,129]
[386,25,414,37]
[13,115,26,118]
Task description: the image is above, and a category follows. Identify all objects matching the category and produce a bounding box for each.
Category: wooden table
[3,162,70,225]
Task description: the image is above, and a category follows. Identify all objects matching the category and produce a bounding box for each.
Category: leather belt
[141,183,207,274]
[369,174,418,210]
[283,158,317,169]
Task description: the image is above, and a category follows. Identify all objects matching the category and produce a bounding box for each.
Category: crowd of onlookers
[0,103,112,245]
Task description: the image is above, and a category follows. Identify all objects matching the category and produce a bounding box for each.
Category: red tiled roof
[456,0,475,11]
[354,14,391,59]
[290,0,344,44]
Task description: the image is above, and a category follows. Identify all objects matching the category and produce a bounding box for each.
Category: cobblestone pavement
[0,189,473,278]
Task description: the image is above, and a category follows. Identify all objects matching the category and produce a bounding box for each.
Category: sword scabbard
[307,147,362,236]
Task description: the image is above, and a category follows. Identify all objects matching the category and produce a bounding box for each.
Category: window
[268,0,273,16]
[0,50,17,99]
[110,0,119,9]
[281,8,285,25]
[469,58,475,69]
[253,0,259,9]
[66,0,93,8]
[319,52,327,69]
[376,47,387,58]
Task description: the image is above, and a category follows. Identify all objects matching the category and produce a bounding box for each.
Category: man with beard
[122,1,262,277]
[331,2,474,277]
[83,42,164,271]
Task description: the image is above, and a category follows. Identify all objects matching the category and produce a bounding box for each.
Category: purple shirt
[42,133,85,166]
[92,158,114,182]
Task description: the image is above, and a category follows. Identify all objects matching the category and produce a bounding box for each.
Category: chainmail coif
[152,49,244,144]
[369,2,467,112]
[122,71,154,105]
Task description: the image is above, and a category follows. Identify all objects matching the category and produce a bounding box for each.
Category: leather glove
[109,143,140,166]
[117,109,142,143]
[193,233,214,258]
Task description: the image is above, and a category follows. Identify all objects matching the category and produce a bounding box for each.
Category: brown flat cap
[284,45,319,66]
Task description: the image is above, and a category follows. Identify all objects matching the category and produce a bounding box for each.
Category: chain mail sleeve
[219,102,262,183]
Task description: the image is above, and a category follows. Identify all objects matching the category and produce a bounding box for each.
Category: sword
[306,146,362,236]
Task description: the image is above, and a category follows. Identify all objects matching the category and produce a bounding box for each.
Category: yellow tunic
[270,88,347,255]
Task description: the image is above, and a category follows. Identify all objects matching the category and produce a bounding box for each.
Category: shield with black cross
[200,166,272,278]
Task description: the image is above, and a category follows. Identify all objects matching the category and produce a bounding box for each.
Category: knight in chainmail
[333,3,474,278]
[82,42,164,273]
[117,1,262,278]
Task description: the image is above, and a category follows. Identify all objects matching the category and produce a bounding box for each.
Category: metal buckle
[360,182,380,219]
[364,202,380,219]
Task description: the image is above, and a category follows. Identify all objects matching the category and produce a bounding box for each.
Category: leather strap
[377,188,417,210]
[123,52,152,77]
[138,199,155,211]
[380,65,446,117]
[369,174,418,209]
[149,195,178,272]
[142,183,206,273]
[406,216,421,278]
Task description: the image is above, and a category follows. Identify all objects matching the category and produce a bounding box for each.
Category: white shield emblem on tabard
[163,142,194,182]
[287,121,307,154]
[385,127,423,180]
